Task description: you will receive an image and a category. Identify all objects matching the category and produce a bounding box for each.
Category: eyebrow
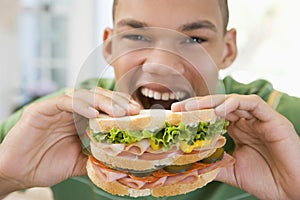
[116,19,217,33]
[116,19,148,29]
[179,20,217,33]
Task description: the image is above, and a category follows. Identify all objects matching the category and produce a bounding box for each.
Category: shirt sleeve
[275,93,300,135]
[222,76,274,101]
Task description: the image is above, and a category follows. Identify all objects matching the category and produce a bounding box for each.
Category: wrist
[0,168,19,198]
[0,145,25,197]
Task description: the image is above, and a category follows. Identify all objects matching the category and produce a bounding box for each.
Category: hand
[172,94,300,200]
[0,88,141,196]
[0,95,90,197]
[73,87,141,117]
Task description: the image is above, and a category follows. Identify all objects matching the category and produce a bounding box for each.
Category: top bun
[89,109,217,133]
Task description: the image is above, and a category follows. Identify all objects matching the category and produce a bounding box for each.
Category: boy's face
[103,0,237,109]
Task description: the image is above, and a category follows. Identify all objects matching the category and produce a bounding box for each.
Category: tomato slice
[90,156,120,173]
[128,174,161,183]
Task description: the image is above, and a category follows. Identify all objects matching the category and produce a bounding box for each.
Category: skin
[0,0,300,199]
[0,96,87,197]
[172,95,300,199]
[103,0,237,103]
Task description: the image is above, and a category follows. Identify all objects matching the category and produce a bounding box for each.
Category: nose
[142,49,185,75]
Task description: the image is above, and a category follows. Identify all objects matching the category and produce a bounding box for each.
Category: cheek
[183,49,220,95]
[203,40,226,69]
[186,66,219,96]
[111,52,143,82]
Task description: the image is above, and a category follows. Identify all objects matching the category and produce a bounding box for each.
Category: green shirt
[1,76,300,200]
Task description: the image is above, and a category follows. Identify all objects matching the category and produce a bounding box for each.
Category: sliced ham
[164,170,199,185]
[118,177,146,189]
[93,163,127,182]
[138,150,180,160]
[123,139,150,156]
[91,134,226,165]
[91,141,125,157]
[145,144,180,154]
[90,153,235,189]
[142,177,167,189]
[196,153,235,175]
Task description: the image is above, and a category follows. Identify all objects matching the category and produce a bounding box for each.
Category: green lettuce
[92,119,229,151]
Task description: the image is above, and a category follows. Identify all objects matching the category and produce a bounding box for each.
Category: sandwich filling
[89,151,235,191]
[90,120,228,153]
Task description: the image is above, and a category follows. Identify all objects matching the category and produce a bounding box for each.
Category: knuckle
[249,94,262,102]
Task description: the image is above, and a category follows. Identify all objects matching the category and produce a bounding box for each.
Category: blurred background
[1,0,300,123]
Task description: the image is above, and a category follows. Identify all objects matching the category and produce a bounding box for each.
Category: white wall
[66,0,114,87]
[0,30,21,122]
[66,0,97,87]
[221,0,300,97]
[0,0,21,122]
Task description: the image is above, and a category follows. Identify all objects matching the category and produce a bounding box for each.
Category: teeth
[141,87,186,101]
[162,93,170,101]
[170,93,175,100]
[154,92,161,100]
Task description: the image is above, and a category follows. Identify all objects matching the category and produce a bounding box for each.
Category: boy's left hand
[172,94,300,200]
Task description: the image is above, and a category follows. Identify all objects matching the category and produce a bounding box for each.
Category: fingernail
[185,100,199,111]
[130,99,140,107]
[113,104,126,117]
[215,104,226,117]
[129,103,140,114]
[171,102,181,111]
[88,106,99,118]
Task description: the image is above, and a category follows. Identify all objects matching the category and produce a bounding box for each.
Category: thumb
[73,155,88,177]
[215,166,238,188]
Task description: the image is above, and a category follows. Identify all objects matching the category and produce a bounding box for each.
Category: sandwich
[86,109,235,197]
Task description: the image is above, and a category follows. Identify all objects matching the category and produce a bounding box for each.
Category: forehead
[114,0,223,32]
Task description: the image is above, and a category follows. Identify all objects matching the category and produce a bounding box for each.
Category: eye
[123,34,149,42]
[184,36,207,44]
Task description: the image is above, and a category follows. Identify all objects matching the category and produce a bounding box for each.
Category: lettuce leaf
[92,119,229,150]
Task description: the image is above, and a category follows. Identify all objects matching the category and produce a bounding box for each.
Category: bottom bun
[86,157,220,197]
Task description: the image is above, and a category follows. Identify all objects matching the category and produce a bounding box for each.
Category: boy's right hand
[73,87,141,118]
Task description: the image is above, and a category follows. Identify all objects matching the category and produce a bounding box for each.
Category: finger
[93,88,140,116]
[215,166,238,188]
[110,91,141,115]
[28,95,73,116]
[171,95,226,111]
[72,97,100,118]
[231,110,254,121]
[73,154,88,177]
[74,89,140,117]
[215,94,276,122]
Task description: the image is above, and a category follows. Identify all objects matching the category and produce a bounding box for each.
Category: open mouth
[135,86,188,109]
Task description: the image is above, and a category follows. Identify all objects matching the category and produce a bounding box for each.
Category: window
[19,0,70,102]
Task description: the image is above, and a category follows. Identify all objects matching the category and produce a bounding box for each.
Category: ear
[219,28,238,69]
[102,28,114,62]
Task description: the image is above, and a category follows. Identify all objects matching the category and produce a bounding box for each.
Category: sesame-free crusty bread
[89,109,217,133]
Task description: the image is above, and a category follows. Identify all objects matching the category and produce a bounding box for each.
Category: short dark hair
[112,0,229,32]
[219,0,229,32]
